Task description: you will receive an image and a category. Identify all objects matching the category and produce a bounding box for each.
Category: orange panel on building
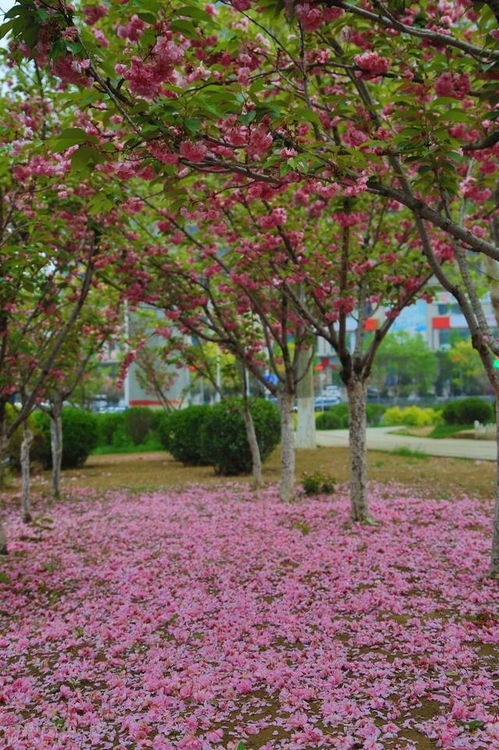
[364,318,378,331]
[432,316,450,330]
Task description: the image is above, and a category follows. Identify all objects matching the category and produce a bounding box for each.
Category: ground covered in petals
[0,485,498,750]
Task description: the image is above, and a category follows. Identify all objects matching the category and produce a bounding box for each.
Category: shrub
[37,408,99,468]
[442,398,493,425]
[316,403,349,429]
[123,407,155,445]
[366,403,386,426]
[163,405,211,465]
[6,405,47,471]
[96,412,125,446]
[155,410,172,452]
[383,405,439,427]
[200,398,280,475]
[301,471,335,496]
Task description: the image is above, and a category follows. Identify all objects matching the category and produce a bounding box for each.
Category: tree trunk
[0,427,7,553]
[279,390,295,502]
[346,377,375,524]
[242,396,263,491]
[0,518,7,555]
[296,345,316,449]
[21,420,33,523]
[491,397,499,578]
[50,398,63,500]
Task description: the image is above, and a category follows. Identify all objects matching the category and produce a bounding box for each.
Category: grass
[390,446,429,460]
[390,424,477,439]
[91,435,163,455]
[2,441,493,503]
[429,423,472,439]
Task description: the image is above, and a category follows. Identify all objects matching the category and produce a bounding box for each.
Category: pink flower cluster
[434,72,471,99]
[354,52,391,77]
[0,484,497,749]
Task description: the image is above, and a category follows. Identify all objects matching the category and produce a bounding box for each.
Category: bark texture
[295,346,316,449]
[242,396,263,491]
[346,377,374,523]
[50,399,63,500]
[279,390,296,502]
[0,519,7,555]
[21,421,33,523]
[491,397,499,578]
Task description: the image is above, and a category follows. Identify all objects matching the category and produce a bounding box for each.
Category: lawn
[0,451,498,749]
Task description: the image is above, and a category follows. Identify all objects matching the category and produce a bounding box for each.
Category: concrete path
[316,426,497,461]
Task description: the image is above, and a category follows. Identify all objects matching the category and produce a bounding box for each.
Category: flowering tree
[0,74,137,553]
[3,1,498,563]
[37,286,122,501]
[4,0,496,258]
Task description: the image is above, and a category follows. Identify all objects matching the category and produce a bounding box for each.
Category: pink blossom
[354,51,391,77]
[435,72,471,99]
[179,141,208,161]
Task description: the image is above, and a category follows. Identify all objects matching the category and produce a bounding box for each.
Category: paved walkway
[316,426,497,461]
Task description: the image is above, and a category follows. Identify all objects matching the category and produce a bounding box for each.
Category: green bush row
[158,398,281,475]
[383,405,440,427]
[441,398,493,425]
[316,403,386,430]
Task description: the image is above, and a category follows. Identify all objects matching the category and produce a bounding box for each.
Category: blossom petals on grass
[0,485,497,749]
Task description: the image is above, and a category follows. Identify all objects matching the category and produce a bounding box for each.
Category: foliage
[448,338,490,395]
[159,405,211,465]
[370,333,437,397]
[5,405,46,471]
[315,404,350,430]
[390,447,429,460]
[301,471,336,496]
[429,424,472,439]
[442,398,493,426]
[383,406,440,427]
[316,403,386,430]
[199,398,280,475]
[95,412,126,447]
[366,403,387,426]
[123,407,155,446]
[36,408,99,468]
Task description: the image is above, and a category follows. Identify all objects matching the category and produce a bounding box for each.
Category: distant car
[314,395,341,411]
[367,386,380,402]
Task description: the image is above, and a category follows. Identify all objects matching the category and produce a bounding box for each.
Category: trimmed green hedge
[442,398,493,425]
[199,398,280,475]
[157,405,211,465]
[315,403,386,430]
[36,408,99,468]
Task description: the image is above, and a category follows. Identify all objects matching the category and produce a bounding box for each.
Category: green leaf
[185,118,202,135]
[443,110,472,123]
[0,21,14,39]
[177,5,214,23]
[239,111,256,125]
[51,128,98,151]
[170,19,200,38]
[71,146,104,173]
[0,571,10,585]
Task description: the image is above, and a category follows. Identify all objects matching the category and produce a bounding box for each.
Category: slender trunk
[279,390,295,502]
[0,519,6,555]
[296,346,316,449]
[50,398,63,500]
[242,396,263,491]
[21,420,33,523]
[491,397,499,578]
[346,377,375,524]
[0,429,7,553]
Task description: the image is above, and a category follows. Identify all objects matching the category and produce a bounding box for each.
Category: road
[315,426,497,461]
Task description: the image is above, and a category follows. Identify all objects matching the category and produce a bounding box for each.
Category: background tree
[370,332,437,398]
